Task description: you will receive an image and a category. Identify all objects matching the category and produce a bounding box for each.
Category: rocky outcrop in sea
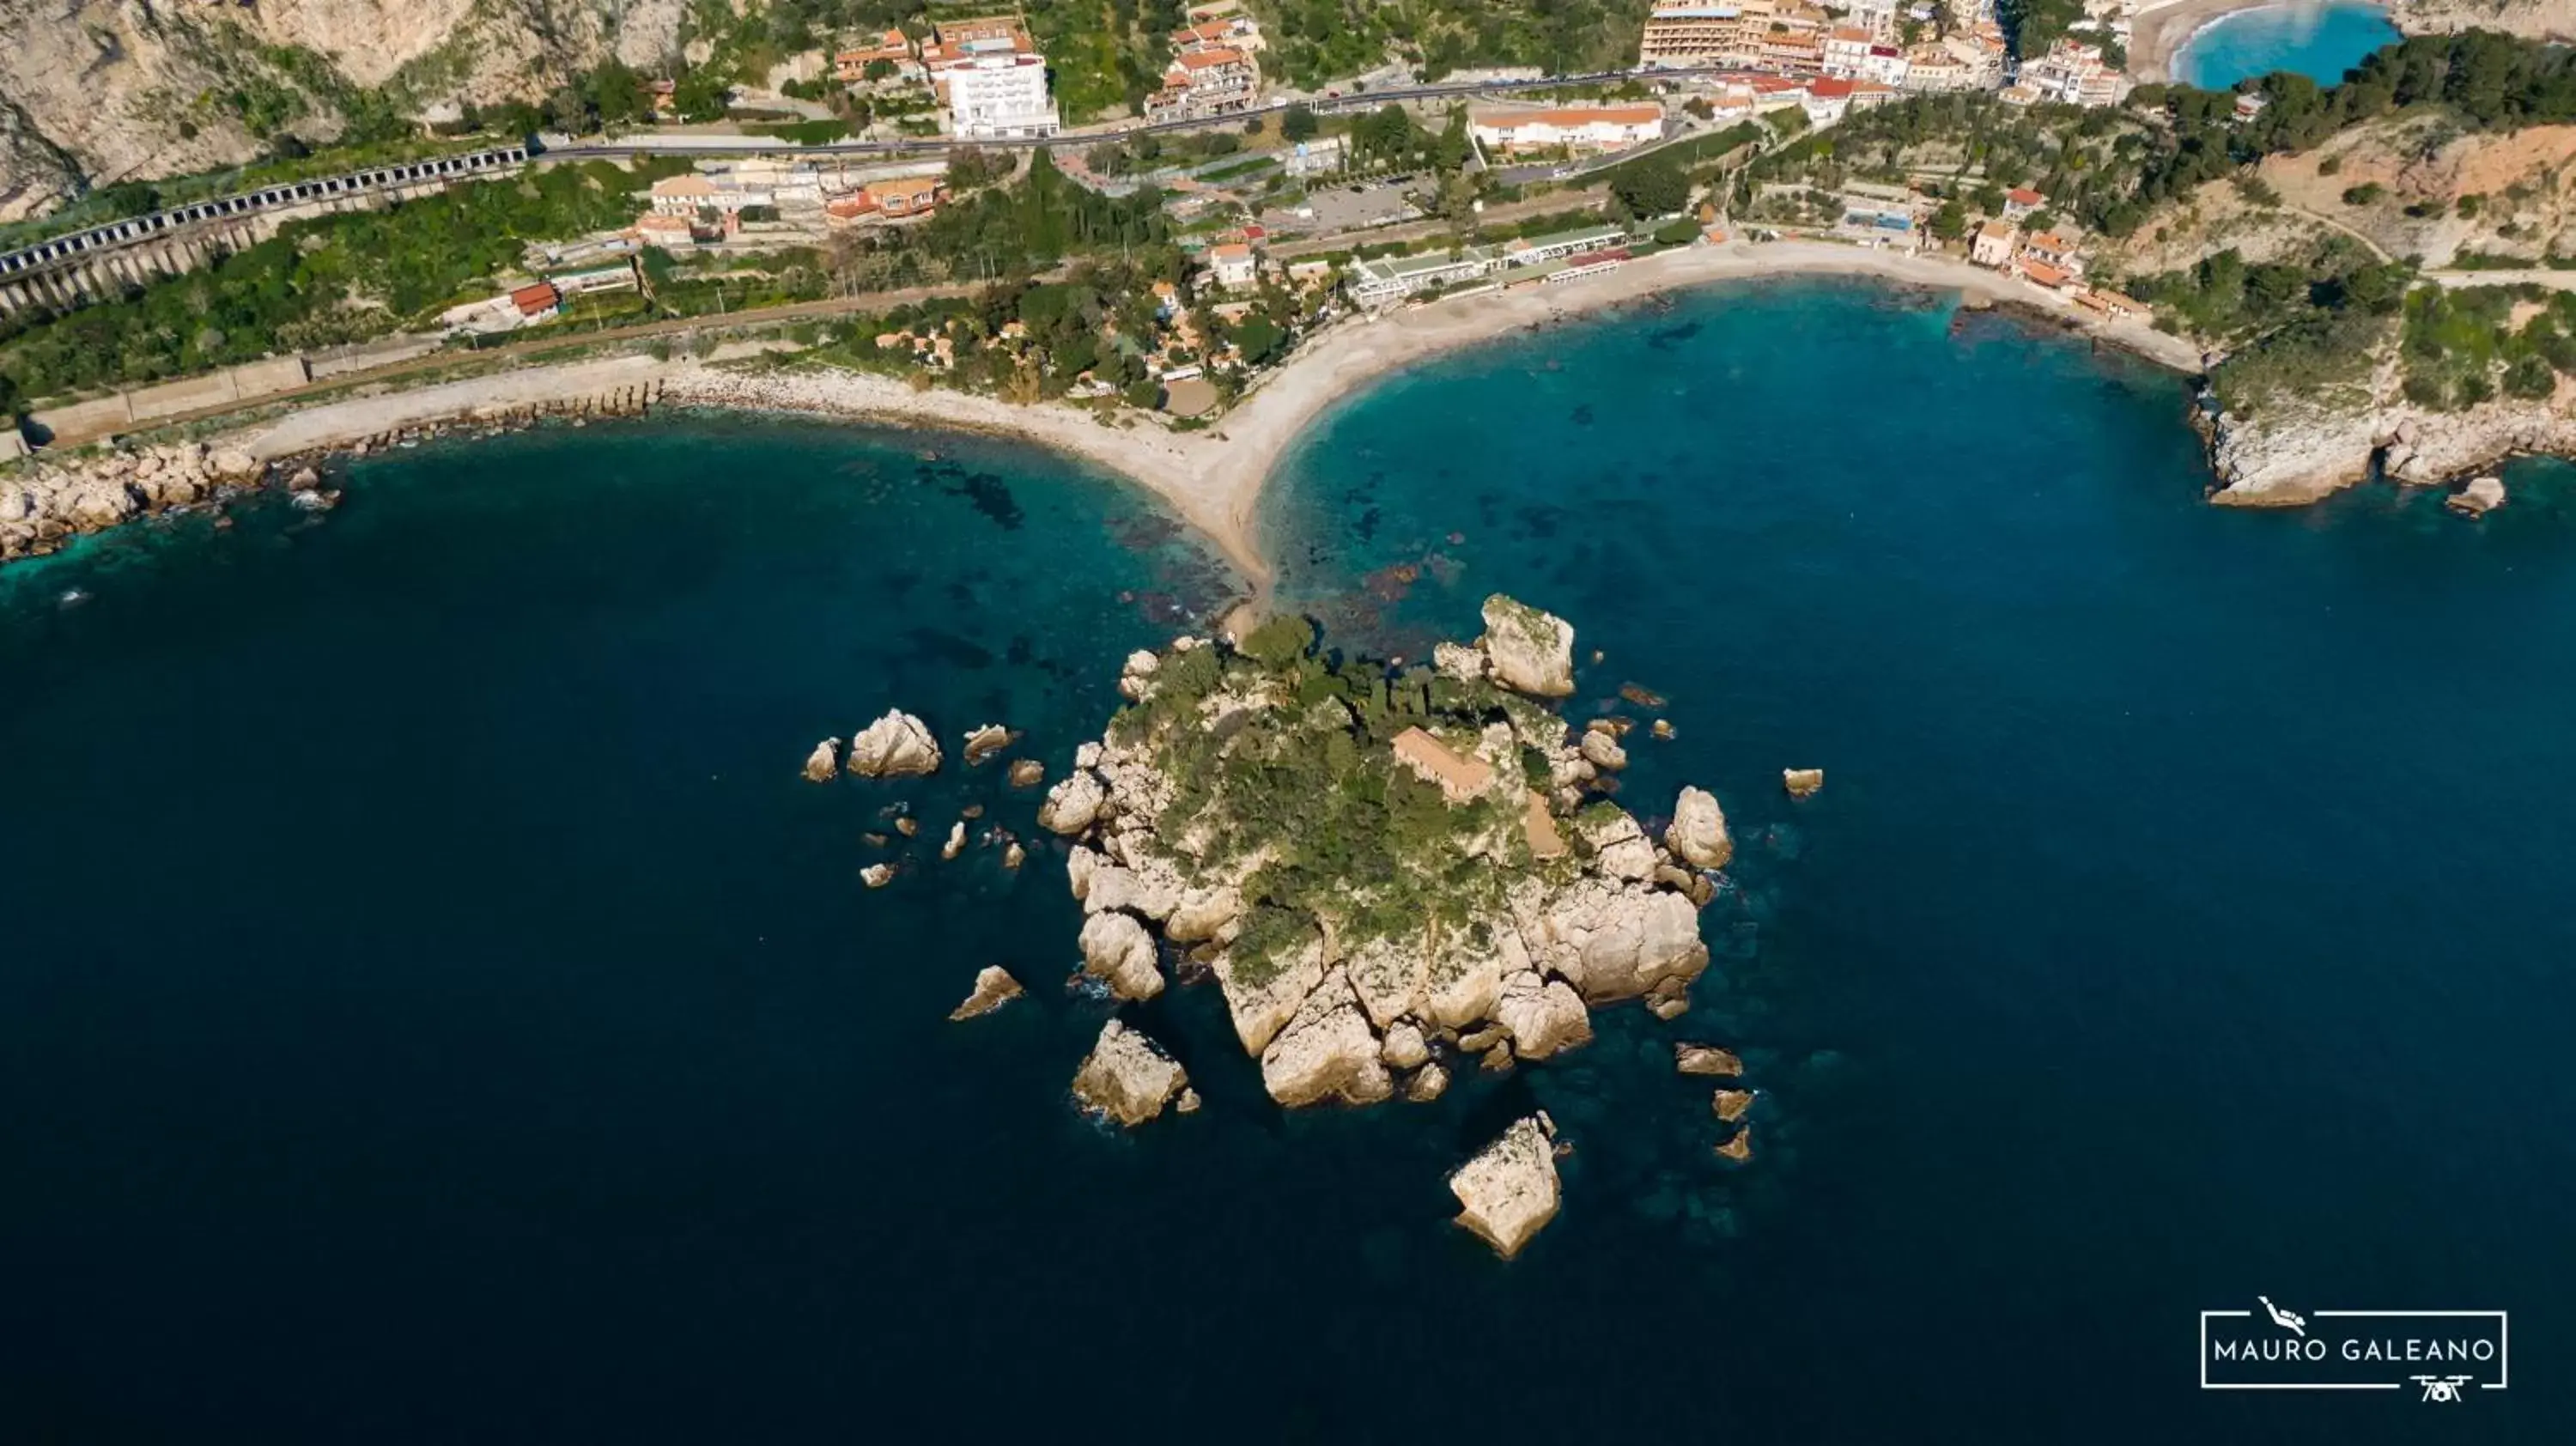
[1019,597,1744,1255]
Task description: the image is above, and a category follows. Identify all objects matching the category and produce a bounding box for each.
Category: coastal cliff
[2209,391,2576,505]
[1042,598,1723,1119]
[0,0,685,222]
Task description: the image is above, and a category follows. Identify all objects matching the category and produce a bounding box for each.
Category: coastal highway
[536,65,1738,161]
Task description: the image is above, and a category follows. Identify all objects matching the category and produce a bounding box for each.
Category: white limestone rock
[940,821,967,860]
[1582,809,1658,883]
[949,966,1025,1021]
[1260,968,1394,1108]
[1405,1060,1452,1102]
[1424,923,1527,1032]
[1432,640,1488,684]
[1213,932,1327,1055]
[1578,728,1627,773]
[1520,876,1710,1004]
[1381,1019,1431,1072]
[1783,768,1825,799]
[848,710,942,778]
[1475,594,1577,697]
[1493,969,1594,1061]
[1164,885,1242,945]
[1664,786,1734,871]
[801,738,841,781]
[1117,648,1161,701]
[1449,1116,1562,1259]
[961,723,1017,766]
[1078,910,1164,1001]
[1072,1020,1189,1127]
[1037,769,1109,835]
[861,863,895,889]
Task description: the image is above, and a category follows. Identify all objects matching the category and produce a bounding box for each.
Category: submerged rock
[848,710,942,777]
[1072,1020,1189,1127]
[1476,594,1577,697]
[1665,786,1734,871]
[1783,768,1825,799]
[1449,1116,1562,1259]
[802,738,841,781]
[1676,1043,1744,1078]
[1078,910,1164,1001]
[950,966,1026,1021]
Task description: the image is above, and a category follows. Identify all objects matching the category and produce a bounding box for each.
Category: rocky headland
[2208,392,2562,511]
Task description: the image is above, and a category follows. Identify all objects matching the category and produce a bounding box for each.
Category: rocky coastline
[0,382,666,567]
[2205,391,2565,510]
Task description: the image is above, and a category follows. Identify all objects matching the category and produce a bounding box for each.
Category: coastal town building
[509,282,561,320]
[1637,2,1769,67]
[2018,228,2081,275]
[1497,227,1629,266]
[1824,27,1874,75]
[2017,39,2129,106]
[924,15,1062,137]
[1204,241,1259,290]
[1349,248,1497,307]
[648,174,771,216]
[1971,218,2017,267]
[1283,135,1348,177]
[835,27,924,83]
[825,174,950,225]
[942,52,1061,138]
[1146,45,1261,120]
[1468,104,1664,155]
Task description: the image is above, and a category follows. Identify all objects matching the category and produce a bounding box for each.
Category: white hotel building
[944,53,1062,140]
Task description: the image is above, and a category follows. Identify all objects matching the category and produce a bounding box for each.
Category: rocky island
[1029,595,1737,1255]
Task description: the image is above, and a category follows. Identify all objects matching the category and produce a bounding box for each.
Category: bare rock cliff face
[2391,0,2576,43]
[0,0,688,222]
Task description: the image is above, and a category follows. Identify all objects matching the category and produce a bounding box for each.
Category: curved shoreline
[6,243,2201,591]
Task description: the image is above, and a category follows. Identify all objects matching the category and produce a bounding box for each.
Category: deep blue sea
[7,281,2573,1443]
[2177,2,2402,90]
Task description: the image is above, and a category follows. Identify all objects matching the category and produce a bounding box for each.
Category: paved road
[539,65,1736,162]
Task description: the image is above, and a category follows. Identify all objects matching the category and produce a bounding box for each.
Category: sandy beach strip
[2129,0,2285,84]
[216,241,2202,595]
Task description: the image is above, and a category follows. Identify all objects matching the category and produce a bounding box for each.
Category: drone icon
[2412,1375,2475,1403]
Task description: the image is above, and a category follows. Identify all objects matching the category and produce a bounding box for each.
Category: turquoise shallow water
[2177,2,2401,89]
[6,284,2575,1442]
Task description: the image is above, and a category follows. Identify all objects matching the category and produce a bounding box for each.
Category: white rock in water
[801,738,841,781]
[1783,768,1824,799]
[861,863,895,889]
[1037,769,1108,835]
[1072,1020,1189,1127]
[1078,910,1164,1000]
[209,448,259,478]
[848,710,942,777]
[1008,758,1046,788]
[1578,728,1627,772]
[1664,786,1734,871]
[1117,649,1161,701]
[1260,968,1394,1108]
[2449,474,2506,516]
[949,966,1025,1021]
[1405,1060,1451,1102]
[940,821,967,860]
[962,724,1016,766]
[1475,594,1576,697]
[1449,1116,1562,1259]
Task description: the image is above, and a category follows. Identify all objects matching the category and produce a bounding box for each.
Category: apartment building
[1468,104,1665,155]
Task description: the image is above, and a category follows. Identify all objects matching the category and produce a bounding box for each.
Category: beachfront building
[648,173,773,215]
[1145,46,1260,121]
[1469,104,1664,155]
[2017,229,2083,276]
[1348,248,1501,307]
[1971,218,2017,267]
[1497,226,1631,266]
